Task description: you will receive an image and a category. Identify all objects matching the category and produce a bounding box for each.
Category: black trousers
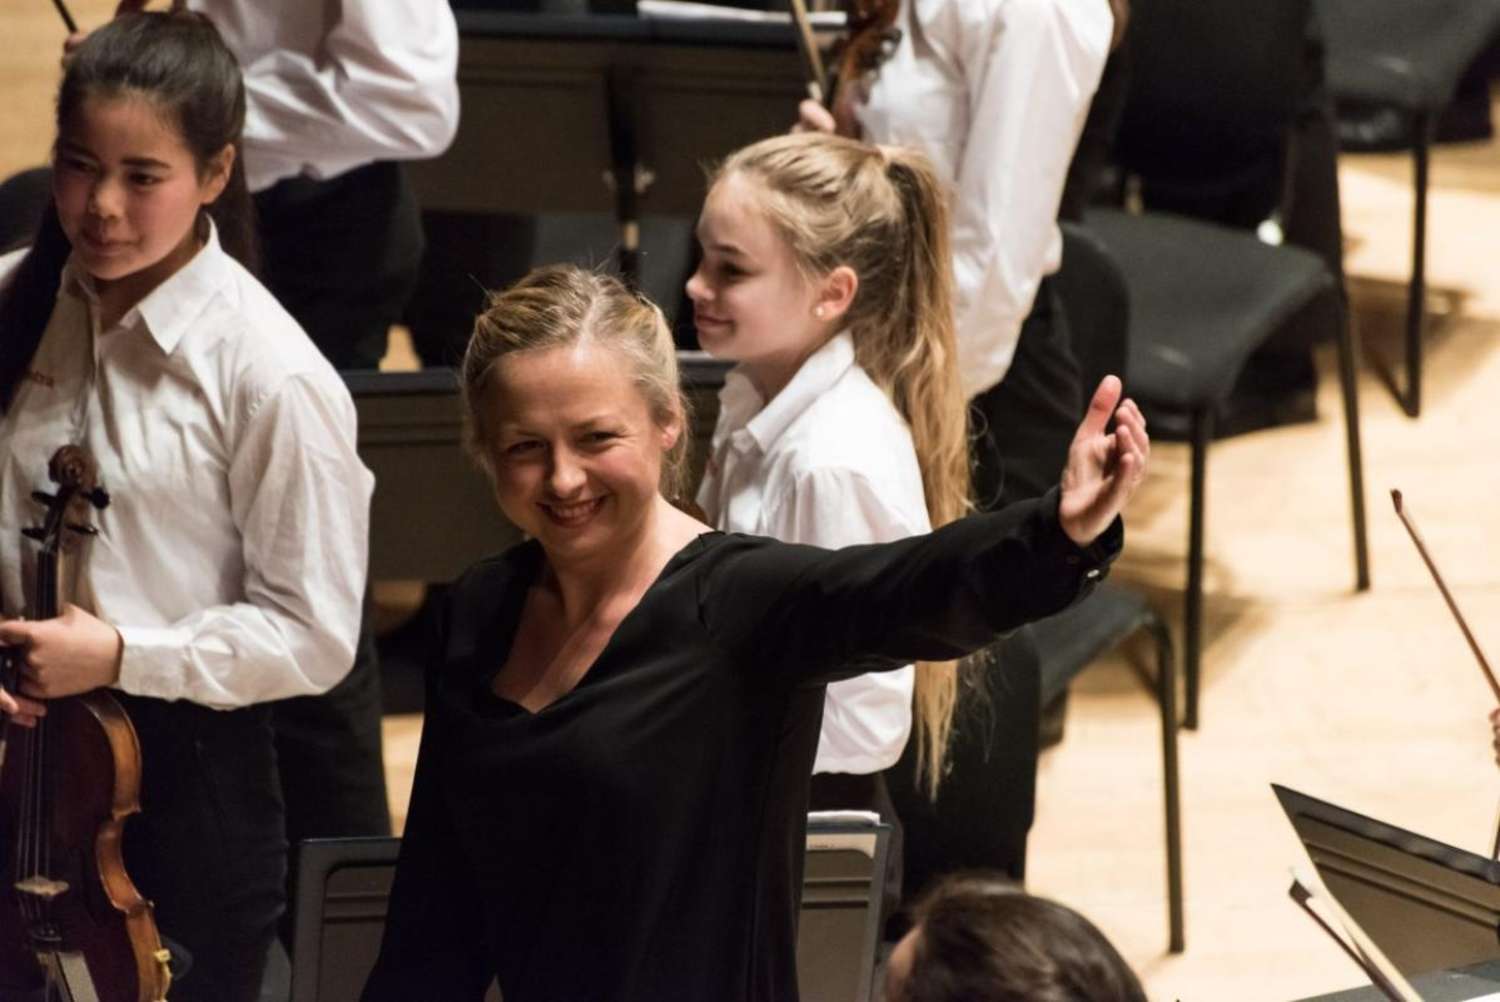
[116,695,286,1002]
[253,160,425,370]
[885,628,1043,903]
[404,211,539,368]
[971,277,1083,512]
[272,601,392,950]
[254,164,407,945]
[885,279,1078,901]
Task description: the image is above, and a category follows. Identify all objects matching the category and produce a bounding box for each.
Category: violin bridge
[14,874,70,900]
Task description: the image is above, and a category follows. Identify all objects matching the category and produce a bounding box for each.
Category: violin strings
[37,554,52,927]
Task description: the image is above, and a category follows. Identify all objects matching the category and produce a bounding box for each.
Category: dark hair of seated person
[886,873,1148,1002]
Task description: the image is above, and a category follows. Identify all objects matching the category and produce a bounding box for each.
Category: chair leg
[1400,113,1432,418]
[1147,612,1185,953]
[1335,295,1371,592]
[1184,408,1211,731]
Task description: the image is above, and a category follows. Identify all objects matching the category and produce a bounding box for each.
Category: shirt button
[1085,569,1101,580]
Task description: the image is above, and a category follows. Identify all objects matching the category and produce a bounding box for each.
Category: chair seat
[1087,207,1335,410]
[1316,0,1500,112]
[1033,583,1157,707]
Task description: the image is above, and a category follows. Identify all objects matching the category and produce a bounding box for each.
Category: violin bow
[1390,489,1500,860]
[51,0,78,34]
[1391,490,1500,702]
[788,0,830,106]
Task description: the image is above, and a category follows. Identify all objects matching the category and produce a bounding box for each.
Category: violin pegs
[87,487,110,510]
[21,528,45,541]
[30,491,54,507]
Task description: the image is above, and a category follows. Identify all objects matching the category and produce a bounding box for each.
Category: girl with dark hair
[0,12,371,1001]
[885,874,1148,1002]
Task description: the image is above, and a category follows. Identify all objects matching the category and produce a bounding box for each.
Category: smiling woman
[362,264,1150,1002]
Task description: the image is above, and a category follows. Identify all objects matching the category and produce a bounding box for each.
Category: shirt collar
[61,220,233,356]
[720,331,857,453]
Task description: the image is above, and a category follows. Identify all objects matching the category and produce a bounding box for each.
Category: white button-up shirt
[189,0,461,192]
[697,333,928,774]
[858,0,1112,398]
[0,228,373,709]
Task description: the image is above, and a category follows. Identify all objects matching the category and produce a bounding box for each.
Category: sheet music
[637,0,845,28]
[807,810,881,826]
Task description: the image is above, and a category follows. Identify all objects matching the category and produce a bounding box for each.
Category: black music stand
[289,817,888,1002]
[1276,784,1500,979]
[405,11,809,286]
[801,815,892,1002]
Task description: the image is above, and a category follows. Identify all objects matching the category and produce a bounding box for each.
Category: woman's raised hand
[1058,376,1150,546]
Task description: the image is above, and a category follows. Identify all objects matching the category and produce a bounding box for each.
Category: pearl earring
[814,306,826,319]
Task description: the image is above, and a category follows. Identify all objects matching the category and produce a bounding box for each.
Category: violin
[830,0,900,104]
[789,0,901,111]
[0,446,171,1001]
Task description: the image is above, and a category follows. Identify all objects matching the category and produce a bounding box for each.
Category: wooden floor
[10,9,1500,999]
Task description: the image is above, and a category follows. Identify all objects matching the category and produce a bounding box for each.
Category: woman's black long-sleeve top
[362,490,1120,1002]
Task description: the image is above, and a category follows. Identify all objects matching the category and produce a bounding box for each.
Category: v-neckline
[475,531,720,718]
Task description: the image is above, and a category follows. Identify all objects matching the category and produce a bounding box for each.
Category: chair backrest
[1056,221,1130,395]
[799,816,892,1002]
[1115,0,1311,186]
[287,837,442,1002]
[289,818,890,1002]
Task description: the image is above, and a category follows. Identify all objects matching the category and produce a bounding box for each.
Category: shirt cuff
[115,623,192,702]
[1039,486,1123,586]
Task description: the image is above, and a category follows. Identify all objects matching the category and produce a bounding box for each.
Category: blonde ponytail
[717,133,971,798]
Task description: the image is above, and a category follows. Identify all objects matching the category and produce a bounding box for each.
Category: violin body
[0,447,170,1000]
[0,691,170,1000]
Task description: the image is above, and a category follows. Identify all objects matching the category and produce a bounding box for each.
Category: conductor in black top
[361,264,1150,1002]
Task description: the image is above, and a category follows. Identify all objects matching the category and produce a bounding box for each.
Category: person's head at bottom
[885,873,1148,1002]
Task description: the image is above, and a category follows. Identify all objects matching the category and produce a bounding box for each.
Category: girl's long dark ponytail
[0,206,69,411]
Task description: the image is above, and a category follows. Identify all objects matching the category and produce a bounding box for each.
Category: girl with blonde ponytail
[689,131,969,813]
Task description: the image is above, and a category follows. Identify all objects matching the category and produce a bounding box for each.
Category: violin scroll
[832,0,901,92]
[22,447,109,556]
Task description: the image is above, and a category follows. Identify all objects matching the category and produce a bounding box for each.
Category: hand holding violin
[1058,375,1150,547]
[0,604,123,722]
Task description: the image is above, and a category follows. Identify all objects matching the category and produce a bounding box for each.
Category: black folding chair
[1086,206,1369,730]
[1315,0,1500,416]
[1096,0,1370,729]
